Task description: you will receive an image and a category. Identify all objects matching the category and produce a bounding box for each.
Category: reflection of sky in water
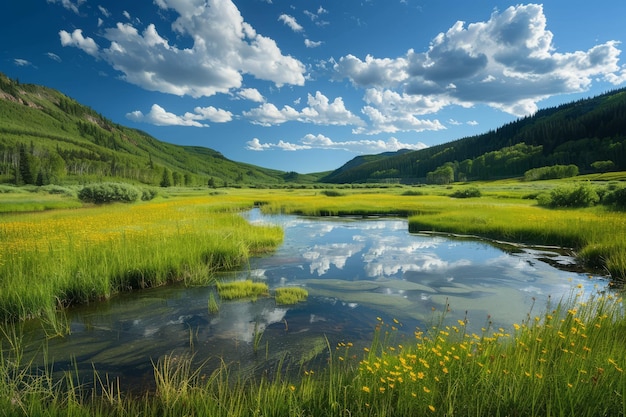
[22,209,611,389]
[243,209,608,329]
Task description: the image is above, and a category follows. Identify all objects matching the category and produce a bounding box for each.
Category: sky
[1,1,626,174]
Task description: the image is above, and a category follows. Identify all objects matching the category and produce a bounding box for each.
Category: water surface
[20,209,608,389]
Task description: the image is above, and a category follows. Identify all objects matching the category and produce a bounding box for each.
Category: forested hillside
[3,71,625,188]
[0,73,296,187]
[322,88,626,183]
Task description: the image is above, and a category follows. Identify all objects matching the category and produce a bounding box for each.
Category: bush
[141,187,158,201]
[78,182,141,204]
[401,190,424,196]
[524,164,579,181]
[450,187,482,198]
[539,184,599,208]
[321,189,345,197]
[602,186,626,209]
[0,185,20,193]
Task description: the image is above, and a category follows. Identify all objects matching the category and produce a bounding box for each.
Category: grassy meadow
[1,179,626,416]
[0,190,283,322]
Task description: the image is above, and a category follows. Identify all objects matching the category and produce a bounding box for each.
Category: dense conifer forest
[322,89,626,183]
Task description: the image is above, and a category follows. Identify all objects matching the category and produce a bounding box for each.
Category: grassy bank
[407,200,626,280]
[0,193,283,321]
[254,183,626,281]
[2,289,624,416]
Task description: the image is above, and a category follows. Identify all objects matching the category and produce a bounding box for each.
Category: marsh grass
[0,195,283,321]
[207,292,220,314]
[2,289,624,416]
[353,290,626,416]
[216,280,269,301]
[274,287,308,305]
[407,201,626,279]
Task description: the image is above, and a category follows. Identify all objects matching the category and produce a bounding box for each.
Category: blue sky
[2,0,625,173]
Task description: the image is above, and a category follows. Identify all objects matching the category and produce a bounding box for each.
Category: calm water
[19,209,609,390]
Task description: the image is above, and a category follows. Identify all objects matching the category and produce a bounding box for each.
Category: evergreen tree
[160,167,172,187]
[172,171,181,186]
[18,143,34,185]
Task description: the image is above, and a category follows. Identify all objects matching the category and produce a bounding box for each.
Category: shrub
[78,182,140,204]
[602,186,626,209]
[524,164,579,181]
[39,184,76,197]
[539,184,599,208]
[450,187,482,198]
[321,189,345,197]
[141,187,158,201]
[401,190,424,196]
[0,185,19,193]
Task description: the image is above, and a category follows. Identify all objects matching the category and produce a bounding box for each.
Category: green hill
[321,89,626,184]
[0,72,300,187]
[3,71,625,188]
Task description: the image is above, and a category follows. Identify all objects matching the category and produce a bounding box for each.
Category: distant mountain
[321,89,626,183]
[0,72,320,187]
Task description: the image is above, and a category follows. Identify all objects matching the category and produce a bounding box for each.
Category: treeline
[0,141,201,187]
[322,88,626,183]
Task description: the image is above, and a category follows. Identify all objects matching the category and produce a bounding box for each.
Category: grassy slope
[0,72,290,186]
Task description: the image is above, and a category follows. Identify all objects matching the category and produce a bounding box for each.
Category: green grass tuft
[274,287,308,305]
[216,280,269,301]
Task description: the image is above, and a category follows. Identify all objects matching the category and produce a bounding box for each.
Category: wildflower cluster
[350,291,626,416]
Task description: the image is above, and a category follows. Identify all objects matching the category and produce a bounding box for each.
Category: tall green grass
[407,201,626,279]
[0,195,283,321]
[2,289,624,416]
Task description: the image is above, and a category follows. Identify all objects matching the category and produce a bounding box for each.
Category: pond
[18,209,609,391]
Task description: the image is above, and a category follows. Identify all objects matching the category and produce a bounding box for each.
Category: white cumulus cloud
[278,14,303,32]
[248,133,427,154]
[305,39,322,48]
[59,29,99,56]
[246,138,272,151]
[237,88,265,102]
[334,4,626,117]
[243,91,364,127]
[126,103,232,127]
[59,0,306,98]
[243,103,300,126]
